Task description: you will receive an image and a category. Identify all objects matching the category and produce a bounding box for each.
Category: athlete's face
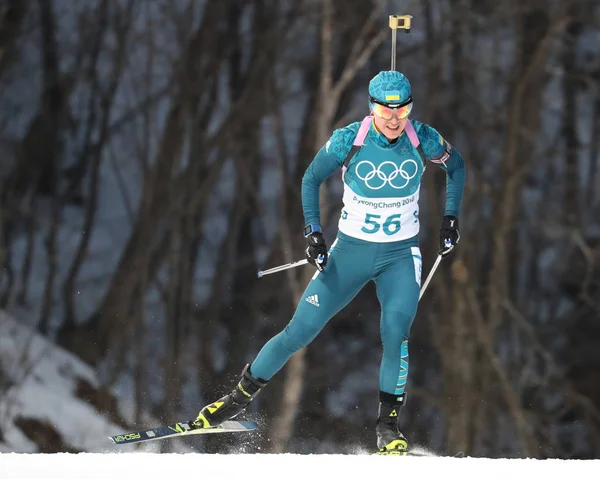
[372,113,408,141]
[370,99,412,141]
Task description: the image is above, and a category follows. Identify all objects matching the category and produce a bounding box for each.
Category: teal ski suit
[250,117,465,397]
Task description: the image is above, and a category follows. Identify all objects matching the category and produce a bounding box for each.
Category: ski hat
[368,70,412,105]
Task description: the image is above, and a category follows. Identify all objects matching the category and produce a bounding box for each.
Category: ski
[374,448,465,457]
[400,450,464,457]
[108,420,257,446]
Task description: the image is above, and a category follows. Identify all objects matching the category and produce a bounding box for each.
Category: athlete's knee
[278,316,324,353]
[380,310,413,348]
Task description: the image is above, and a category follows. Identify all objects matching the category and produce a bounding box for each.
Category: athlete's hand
[305,232,328,271]
[439,215,460,257]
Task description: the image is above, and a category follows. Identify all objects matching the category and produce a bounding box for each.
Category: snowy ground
[0,311,188,453]
[0,453,599,479]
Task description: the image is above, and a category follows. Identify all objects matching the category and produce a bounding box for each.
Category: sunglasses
[370,96,413,120]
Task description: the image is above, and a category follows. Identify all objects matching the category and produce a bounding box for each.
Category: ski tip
[222,420,258,430]
[257,270,263,278]
[239,421,258,430]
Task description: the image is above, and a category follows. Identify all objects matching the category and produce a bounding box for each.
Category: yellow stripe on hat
[385,94,400,101]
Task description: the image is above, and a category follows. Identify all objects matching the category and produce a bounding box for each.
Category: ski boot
[375,392,408,455]
[191,364,268,429]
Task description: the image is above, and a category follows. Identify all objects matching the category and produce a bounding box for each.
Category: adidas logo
[305,294,320,307]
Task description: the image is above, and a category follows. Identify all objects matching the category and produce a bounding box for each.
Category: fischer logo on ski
[108,420,257,445]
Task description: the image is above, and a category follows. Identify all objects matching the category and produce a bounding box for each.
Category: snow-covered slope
[0,310,169,453]
[1,453,599,479]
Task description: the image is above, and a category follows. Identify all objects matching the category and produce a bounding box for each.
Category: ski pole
[257,259,308,278]
[419,253,443,301]
[390,13,440,301]
[389,14,412,71]
[257,254,325,278]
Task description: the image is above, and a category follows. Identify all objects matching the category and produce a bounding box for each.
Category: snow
[0,311,186,453]
[0,312,111,452]
[0,453,599,479]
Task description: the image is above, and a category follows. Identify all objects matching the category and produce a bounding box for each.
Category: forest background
[0,0,599,459]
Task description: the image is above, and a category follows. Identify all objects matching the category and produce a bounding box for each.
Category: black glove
[305,232,328,271]
[439,215,460,257]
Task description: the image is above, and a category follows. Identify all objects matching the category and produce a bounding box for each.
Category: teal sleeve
[301,122,360,228]
[416,122,466,217]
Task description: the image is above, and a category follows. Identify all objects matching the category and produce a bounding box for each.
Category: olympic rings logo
[355,160,419,190]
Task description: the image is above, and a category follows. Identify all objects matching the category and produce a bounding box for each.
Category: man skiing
[192,71,466,454]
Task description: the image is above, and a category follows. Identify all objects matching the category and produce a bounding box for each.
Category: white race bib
[337,184,420,242]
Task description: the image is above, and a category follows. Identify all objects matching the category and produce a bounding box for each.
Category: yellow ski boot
[192,364,268,429]
[374,393,408,455]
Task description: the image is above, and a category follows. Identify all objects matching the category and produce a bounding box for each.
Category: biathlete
[192,70,466,454]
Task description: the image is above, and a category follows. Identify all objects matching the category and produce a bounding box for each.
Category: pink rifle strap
[404,120,420,149]
[342,116,372,175]
[354,115,372,145]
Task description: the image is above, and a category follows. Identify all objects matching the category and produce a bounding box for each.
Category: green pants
[251,232,422,396]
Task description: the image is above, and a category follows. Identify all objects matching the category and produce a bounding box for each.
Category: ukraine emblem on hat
[369,71,412,104]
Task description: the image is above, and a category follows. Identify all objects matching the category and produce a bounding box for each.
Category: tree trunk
[0,0,29,79]
[562,3,582,228]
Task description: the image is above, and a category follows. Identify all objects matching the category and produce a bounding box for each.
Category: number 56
[361,213,402,236]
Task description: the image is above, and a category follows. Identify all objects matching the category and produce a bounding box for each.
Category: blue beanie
[368,71,412,104]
